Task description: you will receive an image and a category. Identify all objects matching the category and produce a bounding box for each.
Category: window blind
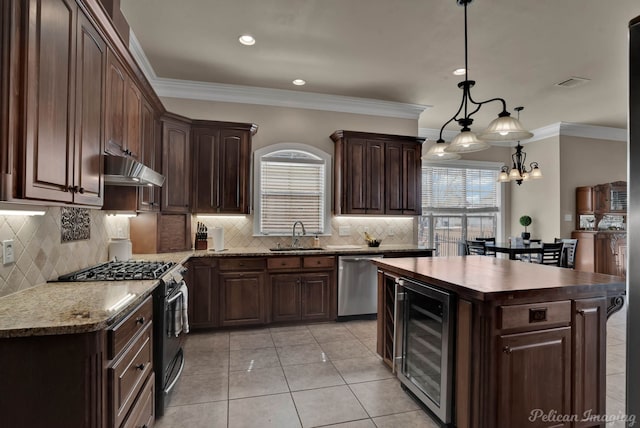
[422,166,498,212]
[260,159,325,234]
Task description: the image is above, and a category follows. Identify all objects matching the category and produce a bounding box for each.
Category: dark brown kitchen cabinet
[595,232,627,277]
[219,258,268,327]
[186,258,220,328]
[161,114,191,213]
[576,186,594,215]
[138,97,161,211]
[1,0,105,205]
[105,48,141,159]
[385,142,421,215]
[191,121,257,214]
[331,130,422,215]
[497,327,572,428]
[594,181,627,214]
[269,256,335,323]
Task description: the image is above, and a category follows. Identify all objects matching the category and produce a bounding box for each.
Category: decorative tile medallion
[61,207,91,242]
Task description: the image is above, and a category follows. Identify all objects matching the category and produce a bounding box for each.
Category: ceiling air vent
[554,76,591,88]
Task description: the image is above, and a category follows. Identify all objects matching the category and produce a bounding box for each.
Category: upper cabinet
[161,114,191,213]
[104,48,141,159]
[138,97,161,211]
[0,0,105,206]
[331,131,423,215]
[191,121,257,214]
[594,181,627,214]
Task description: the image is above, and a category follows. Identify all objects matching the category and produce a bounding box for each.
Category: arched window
[254,143,331,235]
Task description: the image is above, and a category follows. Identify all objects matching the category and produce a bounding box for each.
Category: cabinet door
[576,186,594,214]
[271,274,301,322]
[187,260,219,328]
[138,99,159,211]
[402,142,421,215]
[219,272,266,327]
[301,273,331,321]
[365,141,385,214]
[385,142,403,214]
[573,298,606,428]
[595,233,626,276]
[572,231,595,273]
[191,127,217,213]
[498,327,571,428]
[23,0,76,202]
[344,138,368,214]
[73,9,105,206]
[162,118,191,212]
[104,49,126,156]
[218,128,251,213]
[124,79,141,159]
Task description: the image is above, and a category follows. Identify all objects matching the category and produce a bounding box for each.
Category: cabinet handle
[502,346,512,354]
[62,185,70,192]
[78,187,84,194]
[135,363,145,371]
[71,185,79,193]
[136,316,145,324]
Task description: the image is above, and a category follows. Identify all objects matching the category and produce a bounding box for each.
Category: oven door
[395,277,455,424]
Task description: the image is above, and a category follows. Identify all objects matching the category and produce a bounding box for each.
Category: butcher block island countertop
[373,256,625,428]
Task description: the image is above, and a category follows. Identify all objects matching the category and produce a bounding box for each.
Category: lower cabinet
[271,272,332,322]
[497,327,572,428]
[219,272,267,326]
[186,258,219,328]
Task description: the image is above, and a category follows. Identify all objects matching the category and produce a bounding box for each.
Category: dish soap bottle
[313,234,320,248]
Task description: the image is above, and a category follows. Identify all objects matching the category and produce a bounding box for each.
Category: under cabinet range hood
[103,155,165,187]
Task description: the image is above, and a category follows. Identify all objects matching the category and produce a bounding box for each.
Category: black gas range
[57,259,188,419]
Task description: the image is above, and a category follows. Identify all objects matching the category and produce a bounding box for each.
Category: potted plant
[519,215,532,240]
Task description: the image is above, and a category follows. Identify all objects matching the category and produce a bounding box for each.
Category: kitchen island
[374,256,625,428]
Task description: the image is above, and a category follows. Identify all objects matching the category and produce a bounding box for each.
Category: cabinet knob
[70,185,79,193]
[78,187,84,194]
[136,316,145,324]
[502,346,512,354]
[62,185,70,192]
[135,363,145,371]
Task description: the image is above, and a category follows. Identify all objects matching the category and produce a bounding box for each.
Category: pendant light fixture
[497,107,542,185]
[435,0,532,154]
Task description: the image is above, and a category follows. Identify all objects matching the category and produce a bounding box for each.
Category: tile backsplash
[192,215,417,250]
[0,208,128,298]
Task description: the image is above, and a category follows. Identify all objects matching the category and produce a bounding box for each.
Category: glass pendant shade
[498,171,510,182]
[443,131,490,153]
[478,115,534,142]
[530,165,543,179]
[424,142,462,160]
[508,168,521,180]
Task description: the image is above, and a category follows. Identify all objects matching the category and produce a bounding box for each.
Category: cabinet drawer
[499,301,571,330]
[109,323,153,428]
[219,258,266,271]
[267,257,301,270]
[108,296,153,359]
[303,256,335,269]
[121,374,155,428]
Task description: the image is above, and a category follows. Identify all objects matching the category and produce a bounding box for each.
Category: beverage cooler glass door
[395,277,455,424]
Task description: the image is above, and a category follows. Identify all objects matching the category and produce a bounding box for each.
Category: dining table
[485,241,543,260]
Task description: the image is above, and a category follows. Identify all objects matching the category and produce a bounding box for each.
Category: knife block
[195,239,207,250]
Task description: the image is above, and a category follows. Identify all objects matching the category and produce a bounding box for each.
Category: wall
[508,136,561,241]
[0,209,127,298]
[559,135,626,237]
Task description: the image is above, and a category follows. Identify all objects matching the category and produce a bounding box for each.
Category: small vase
[521,232,531,240]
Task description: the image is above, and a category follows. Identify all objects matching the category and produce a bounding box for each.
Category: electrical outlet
[363,226,369,233]
[339,226,351,236]
[2,239,15,265]
[388,227,395,236]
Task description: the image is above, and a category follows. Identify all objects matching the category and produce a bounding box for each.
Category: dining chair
[466,240,487,255]
[554,238,579,268]
[539,242,564,266]
[475,237,496,256]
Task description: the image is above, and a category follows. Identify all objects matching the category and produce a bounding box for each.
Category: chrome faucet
[291,221,306,248]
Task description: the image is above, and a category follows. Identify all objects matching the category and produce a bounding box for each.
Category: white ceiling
[121,0,640,133]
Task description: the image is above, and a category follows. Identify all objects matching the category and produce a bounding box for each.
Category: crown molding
[129,30,429,120]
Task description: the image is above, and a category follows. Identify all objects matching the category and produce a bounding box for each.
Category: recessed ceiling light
[453,68,467,76]
[292,79,306,86]
[238,35,256,46]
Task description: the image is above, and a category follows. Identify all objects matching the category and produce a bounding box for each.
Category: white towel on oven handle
[179,282,189,334]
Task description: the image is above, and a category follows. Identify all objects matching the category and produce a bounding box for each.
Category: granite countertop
[0,245,430,338]
[0,279,159,338]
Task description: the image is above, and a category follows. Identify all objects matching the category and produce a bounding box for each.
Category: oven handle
[166,285,185,305]
[164,348,185,394]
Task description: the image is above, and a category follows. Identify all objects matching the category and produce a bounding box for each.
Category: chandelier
[424,0,533,160]
[497,106,542,185]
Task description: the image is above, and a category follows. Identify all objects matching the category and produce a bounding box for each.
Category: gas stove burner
[58,260,176,282]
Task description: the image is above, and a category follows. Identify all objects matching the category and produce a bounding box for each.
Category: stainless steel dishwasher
[338,254,383,318]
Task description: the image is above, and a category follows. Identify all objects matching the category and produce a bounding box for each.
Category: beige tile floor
[156,309,628,428]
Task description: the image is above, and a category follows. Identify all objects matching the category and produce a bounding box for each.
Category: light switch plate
[339,226,351,236]
[2,239,15,265]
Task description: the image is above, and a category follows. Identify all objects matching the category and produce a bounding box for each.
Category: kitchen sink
[269,247,324,251]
